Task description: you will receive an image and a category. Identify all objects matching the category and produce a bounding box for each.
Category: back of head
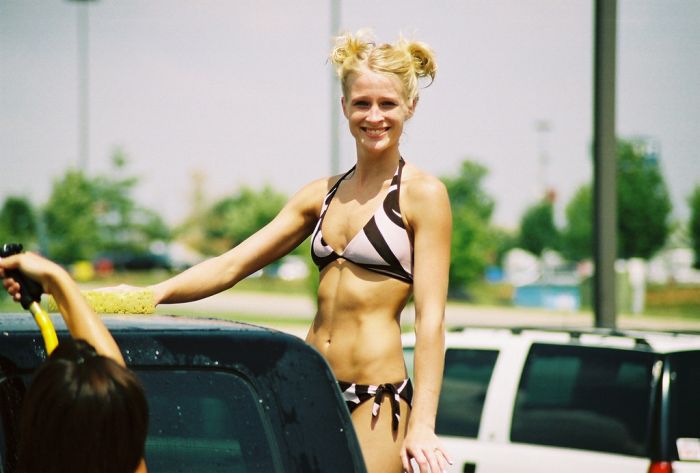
[329,29,437,104]
[17,339,148,473]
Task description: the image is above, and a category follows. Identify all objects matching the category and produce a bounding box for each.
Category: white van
[403,327,700,473]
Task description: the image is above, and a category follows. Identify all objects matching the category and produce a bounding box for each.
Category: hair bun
[404,40,437,83]
[330,30,374,72]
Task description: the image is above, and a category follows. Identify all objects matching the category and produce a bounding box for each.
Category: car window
[511,344,656,457]
[436,348,499,438]
[139,369,282,473]
[667,351,700,461]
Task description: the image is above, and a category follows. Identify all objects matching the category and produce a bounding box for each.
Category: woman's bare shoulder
[295,174,342,199]
[401,162,449,204]
[288,174,345,216]
[400,162,452,235]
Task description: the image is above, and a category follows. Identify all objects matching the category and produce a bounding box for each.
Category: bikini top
[310,158,413,284]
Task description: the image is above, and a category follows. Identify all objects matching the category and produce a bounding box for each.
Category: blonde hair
[329,30,437,104]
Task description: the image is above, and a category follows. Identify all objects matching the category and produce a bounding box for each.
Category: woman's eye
[381,101,398,108]
[353,101,369,107]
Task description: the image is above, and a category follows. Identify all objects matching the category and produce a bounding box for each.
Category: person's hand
[0,252,63,300]
[400,424,452,472]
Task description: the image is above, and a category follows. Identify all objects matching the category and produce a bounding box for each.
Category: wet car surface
[0,313,367,473]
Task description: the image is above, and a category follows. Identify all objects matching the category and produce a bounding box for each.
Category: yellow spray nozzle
[29,301,58,355]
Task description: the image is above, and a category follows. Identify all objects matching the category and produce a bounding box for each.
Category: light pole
[329,0,341,175]
[593,0,618,329]
[69,0,96,172]
[535,120,551,198]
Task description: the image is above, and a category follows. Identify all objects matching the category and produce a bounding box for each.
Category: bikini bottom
[338,378,413,432]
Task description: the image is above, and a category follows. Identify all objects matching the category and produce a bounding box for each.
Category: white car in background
[403,327,700,473]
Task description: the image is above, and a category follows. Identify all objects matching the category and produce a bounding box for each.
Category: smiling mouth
[362,127,389,137]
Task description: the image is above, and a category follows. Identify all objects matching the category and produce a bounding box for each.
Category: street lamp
[329,0,341,175]
[68,0,97,172]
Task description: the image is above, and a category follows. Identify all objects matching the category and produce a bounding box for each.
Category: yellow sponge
[46,289,156,315]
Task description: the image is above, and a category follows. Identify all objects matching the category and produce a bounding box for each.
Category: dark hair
[17,339,148,473]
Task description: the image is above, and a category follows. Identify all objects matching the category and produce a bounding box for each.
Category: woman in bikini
[132,30,452,473]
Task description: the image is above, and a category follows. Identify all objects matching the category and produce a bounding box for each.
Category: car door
[431,339,658,473]
[404,336,512,473]
[477,343,656,473]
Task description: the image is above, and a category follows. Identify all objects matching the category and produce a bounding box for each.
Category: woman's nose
[366,105,383,122]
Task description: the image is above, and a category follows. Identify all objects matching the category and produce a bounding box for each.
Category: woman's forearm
[408,313,445,430]
[47,265,125,366]
[150,253,241,305]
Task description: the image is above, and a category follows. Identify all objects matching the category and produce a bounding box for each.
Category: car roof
[402,325,700,353]
[1,312,307,370]
[0,312,271,333]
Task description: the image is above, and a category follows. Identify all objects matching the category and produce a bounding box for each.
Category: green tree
[491,225,518,267]
[560,138,673,262]
[0,196,37,247]
[91,158,170,254]
[201,185,287,255]
[561,184,593,261]
[617,139,672,259]
[518,198,558,256]
[43,152,170,263]
[689,184,700,269]
[441,160,496,296]
[44,170,101,263]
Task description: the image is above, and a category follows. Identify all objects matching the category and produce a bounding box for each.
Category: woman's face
[342,69,414,157]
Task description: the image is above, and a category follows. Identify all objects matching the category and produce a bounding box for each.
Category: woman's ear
[341,96,349,119]
[406,97,418,119]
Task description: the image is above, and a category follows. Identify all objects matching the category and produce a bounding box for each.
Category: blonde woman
[131,31,452,473]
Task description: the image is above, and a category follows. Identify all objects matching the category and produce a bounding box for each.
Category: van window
[511,344,656,456]
[436,348,499,438]
[139,369,282,473]
[668,351,700,461]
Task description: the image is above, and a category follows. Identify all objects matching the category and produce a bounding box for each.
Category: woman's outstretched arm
[150,178,327,305]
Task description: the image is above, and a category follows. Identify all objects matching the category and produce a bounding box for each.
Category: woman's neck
[353,148,401,186]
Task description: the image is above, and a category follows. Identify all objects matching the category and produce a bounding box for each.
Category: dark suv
[0,314,367,473]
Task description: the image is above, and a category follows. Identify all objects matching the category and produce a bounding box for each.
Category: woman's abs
[307,262,411,383]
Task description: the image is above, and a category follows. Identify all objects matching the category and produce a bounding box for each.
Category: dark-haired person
[0,252,148,473]
[114,30,452,473]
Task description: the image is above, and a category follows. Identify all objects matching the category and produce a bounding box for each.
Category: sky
[1,0,699,231]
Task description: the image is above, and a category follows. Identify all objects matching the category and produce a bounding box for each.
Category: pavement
[157,289,700,338]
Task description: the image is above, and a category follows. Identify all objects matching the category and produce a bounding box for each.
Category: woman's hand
[400,424,452,473]
[1,252,126,365]
[0,252,63,299]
